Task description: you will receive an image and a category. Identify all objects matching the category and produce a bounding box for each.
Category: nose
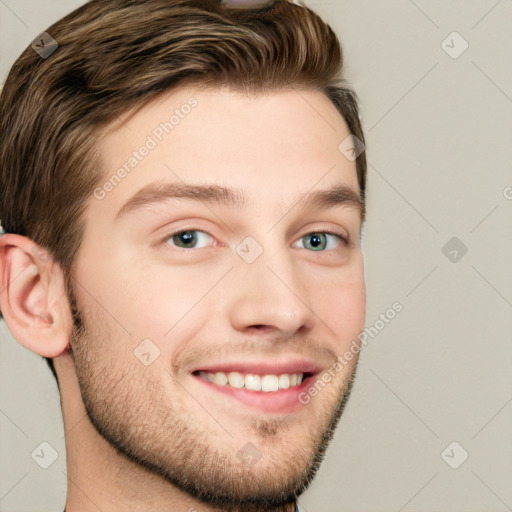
[227,245,316,338]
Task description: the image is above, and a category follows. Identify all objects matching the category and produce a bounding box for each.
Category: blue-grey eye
[167,230,212,249]
[296,232,343,251]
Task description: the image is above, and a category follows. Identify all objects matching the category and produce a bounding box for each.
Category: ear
[0,234,73,357]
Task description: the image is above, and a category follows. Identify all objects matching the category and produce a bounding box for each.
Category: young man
[0,1,367,510]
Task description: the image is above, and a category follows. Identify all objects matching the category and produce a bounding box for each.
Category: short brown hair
[0,0,367,383]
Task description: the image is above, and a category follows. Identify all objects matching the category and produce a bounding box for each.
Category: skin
[0,86,366,512]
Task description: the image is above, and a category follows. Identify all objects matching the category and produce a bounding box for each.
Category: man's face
[67,86,366,510]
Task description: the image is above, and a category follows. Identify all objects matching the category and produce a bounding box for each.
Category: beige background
[1,1,511,511]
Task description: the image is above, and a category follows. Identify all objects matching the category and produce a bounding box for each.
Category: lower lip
[191,374,318,414]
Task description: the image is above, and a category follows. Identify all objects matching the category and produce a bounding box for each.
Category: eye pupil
[306,233,326,251]
[174,231,197,247]
[167,230,343,252]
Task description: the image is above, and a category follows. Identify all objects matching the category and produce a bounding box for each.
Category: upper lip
[190,358,324,376]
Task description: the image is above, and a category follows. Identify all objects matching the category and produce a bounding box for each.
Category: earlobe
[0,234,72,358]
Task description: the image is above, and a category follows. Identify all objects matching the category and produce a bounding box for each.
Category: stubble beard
[65,282,359,512]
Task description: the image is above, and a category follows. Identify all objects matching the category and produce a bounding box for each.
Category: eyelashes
[164,229,349,252]
[293,231,348,251]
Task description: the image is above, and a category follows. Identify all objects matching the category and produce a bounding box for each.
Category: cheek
[117,265,216,348]
[93,254,194,330]
[318,268,366,347]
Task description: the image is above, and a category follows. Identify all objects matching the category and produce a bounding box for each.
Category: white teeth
[278,374,290,389]
[198,371,305,391]
[199,371,216,383]
[213,372,228,386]
[261,375,279,392]
[227,371,244,388]
[245,374,261,391]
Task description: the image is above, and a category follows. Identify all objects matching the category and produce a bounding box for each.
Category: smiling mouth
[192,370,316,392]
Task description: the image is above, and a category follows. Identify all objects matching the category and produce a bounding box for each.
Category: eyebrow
[115,181,365,221]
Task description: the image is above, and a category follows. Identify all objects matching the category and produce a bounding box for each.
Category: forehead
[92,85,360,220]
